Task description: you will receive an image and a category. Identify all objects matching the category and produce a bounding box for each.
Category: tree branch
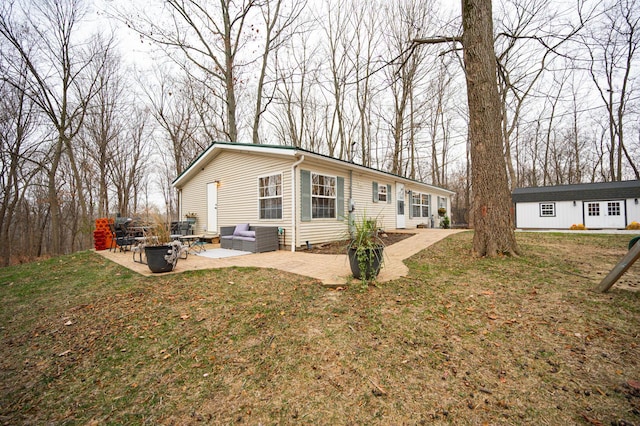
[413,36,463,45]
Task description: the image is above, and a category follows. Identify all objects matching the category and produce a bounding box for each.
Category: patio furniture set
[104,219,279,273]
[219,224,279,253]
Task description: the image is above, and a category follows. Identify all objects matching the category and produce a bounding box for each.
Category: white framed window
[378,184,387,202]
[258,174,282,219]
[607,202,621,216]
[412,192,430,218]
[539,203,555,217]
[587,203,600,216]
[312,173,336,219]
[438,196,447,209]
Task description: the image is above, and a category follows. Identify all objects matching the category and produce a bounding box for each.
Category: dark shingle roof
[512,180,640,203]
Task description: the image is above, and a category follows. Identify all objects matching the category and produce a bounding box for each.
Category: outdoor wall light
[573,200,576,206]
[635,198,639,205]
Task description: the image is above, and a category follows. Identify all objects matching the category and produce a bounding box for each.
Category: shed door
[584,200,625,229]
[207,182,218,233]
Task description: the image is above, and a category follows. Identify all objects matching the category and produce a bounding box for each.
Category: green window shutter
[300,169,311,222]
[337,177,345,220]
[372,182,378,203]
[408,190,413,218]
[387,184,392,204]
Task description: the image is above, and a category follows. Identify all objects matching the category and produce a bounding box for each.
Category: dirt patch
[303,232,415,254]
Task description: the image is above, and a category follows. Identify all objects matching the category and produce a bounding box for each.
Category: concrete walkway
[97,229,466,285]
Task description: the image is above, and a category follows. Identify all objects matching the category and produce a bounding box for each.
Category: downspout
[349,170,354,236]
[291,155,305,252]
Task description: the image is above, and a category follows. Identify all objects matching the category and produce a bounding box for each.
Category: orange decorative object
[94,218,114,250]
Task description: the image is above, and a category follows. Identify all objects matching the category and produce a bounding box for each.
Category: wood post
[595,240,640,293]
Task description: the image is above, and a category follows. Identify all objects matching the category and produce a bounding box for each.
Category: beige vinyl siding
[295,161,396,247]
[403,186,452,228]
[296,159,349,246]
[178,145,454,247]
[349,171,396,230]
[180,151,292,243]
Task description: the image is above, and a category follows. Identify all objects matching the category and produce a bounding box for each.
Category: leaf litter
[0,233,639,424]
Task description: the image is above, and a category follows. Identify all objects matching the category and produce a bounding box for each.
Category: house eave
[173,142,455,195]
[172,142,297,189]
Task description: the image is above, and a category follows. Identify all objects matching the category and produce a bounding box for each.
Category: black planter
[348,246,383,280]
[145,245,175,273]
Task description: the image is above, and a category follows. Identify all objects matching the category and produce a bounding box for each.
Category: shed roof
[512,180,640,203]
[172,141,455,195]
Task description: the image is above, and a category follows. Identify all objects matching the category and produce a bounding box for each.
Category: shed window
[411,192,430,218]
[539,203,555,217]
[258,174,282,219]
[587,203,600,216]
[607,202,621,216]
[312,173,336,219]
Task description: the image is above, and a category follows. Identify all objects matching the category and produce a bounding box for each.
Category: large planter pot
[145,245,175,273]
[348,246,384,280]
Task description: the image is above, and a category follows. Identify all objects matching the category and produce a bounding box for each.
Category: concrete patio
[97,228,466,285]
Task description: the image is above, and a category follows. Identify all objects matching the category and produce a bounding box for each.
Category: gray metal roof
[512,180,640,203]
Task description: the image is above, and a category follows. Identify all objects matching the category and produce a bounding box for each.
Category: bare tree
[271,26,320,148]
[426,56,456,186]
[108,107,150,217]
[82,50,128,218]
[494,0,588,189]
[250,0,307,144]
[0,0,110,255]
[319,0,357,159]
[125,0,302,145]
[462,0,519,256]
[384,0,434,176]
[349,0,383,167]
[585,0,639,180]
[142,71,204,176]
[0,72,40,265]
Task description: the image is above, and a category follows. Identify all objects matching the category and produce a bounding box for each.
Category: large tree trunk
[462,0,518,257]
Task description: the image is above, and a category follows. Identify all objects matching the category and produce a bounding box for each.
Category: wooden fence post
[595,240,640,293]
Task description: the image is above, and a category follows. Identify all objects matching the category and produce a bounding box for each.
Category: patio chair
[111,223,135,252]
[132,243,146,264]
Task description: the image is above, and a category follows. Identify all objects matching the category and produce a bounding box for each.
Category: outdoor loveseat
[219,224,279,253]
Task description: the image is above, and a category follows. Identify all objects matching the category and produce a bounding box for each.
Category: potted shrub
[347,214,385,285]
[440,215,450,229]
[437,207,447,217]
[143,216,183,273]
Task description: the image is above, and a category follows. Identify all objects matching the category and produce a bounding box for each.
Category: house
[172,142,455,251]
[512,180,640,229]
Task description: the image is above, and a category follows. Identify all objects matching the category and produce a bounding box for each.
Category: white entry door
[396,183,406,229]
[207,182,218,233]
[584,200,626,229]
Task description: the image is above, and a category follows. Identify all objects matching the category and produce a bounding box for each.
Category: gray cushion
[234,236,256,242]
[233,223,250,235]
[236,230,256,238]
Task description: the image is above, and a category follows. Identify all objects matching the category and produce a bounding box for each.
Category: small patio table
[178,234,206,254]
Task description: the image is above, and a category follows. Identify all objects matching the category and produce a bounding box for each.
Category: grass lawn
[1,232,639,425]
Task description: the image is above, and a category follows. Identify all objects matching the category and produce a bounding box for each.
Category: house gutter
[291,154,305,252]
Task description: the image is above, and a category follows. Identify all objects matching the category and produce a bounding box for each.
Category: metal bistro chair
[111,222,135,252]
